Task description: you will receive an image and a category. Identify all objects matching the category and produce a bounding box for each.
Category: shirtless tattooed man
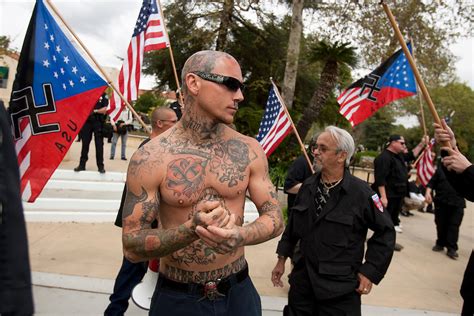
[122,50,284,316]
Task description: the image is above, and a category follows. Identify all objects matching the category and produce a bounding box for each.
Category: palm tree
[292,41,357,144]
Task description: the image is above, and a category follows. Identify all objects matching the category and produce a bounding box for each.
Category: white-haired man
[272,126,395,316]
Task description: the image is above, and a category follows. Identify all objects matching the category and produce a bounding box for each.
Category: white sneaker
[395,226,403,233]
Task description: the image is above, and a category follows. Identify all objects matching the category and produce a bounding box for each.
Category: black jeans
[387,196,404,226]
[104,257,147,316]
[434,202,464,251]
[79,117,104,169]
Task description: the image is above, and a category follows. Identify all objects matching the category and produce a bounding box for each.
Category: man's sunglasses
[192,71,245,92]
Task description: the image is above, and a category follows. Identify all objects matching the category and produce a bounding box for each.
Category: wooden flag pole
[46,0,151,133]
[410,37,427,136]
[380,1,449,147]
[156,0,184,106]
[270,78,314,174]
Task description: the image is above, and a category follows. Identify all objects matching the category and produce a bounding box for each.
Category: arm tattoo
[122,186,148,220]
[243,200,283,245]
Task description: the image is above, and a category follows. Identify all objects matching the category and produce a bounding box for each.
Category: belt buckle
[199,280,225,301]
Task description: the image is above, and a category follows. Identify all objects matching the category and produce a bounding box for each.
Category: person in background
[74,92,108,173]
[272,126,395,316]
[284,137,316,212]
[434,119,473,316]
[425,160,465,260]
[110,108,133,161]
[105,107,178,316]
[373,135,426,251]
[169,90,183,121]
[0,101,34,315]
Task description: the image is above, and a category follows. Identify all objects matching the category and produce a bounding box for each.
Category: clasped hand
[192,201,243,254]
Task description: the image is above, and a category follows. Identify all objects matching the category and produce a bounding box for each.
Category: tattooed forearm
[242,200,283,245]
[163,256,247,283]
[123,223,198,262]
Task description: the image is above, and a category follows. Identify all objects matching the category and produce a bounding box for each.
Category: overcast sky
[1,0,473,91]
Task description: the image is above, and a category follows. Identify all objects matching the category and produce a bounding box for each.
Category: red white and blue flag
[107,0,169,122]
[338,43,417,127]
[8,0,107,202]
[256,85,292,156]
[417,138,435,187]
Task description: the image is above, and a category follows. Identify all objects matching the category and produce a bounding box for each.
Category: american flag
[256,85,292,156]
[417,138,435,187]
[107,0,169,122]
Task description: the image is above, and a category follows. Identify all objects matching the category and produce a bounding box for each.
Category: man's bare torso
[137,124,256,283]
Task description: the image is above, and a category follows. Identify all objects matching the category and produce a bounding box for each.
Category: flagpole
[380,1,449,147]
[156,0,184,106]
[409,37,427,136]
[45,0,151,133]
[270,78,314,174]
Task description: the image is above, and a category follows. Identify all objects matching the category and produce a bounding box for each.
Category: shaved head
[150,107,177,136]
[181,50,238,95]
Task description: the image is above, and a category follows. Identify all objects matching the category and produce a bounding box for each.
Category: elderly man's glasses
[192,71,245,92]
[312,144,339,153]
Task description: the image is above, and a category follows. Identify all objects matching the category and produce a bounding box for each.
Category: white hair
[325,126,355,167]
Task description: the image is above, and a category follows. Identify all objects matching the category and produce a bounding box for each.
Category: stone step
[24,197,259,223]
[51,169,126,182]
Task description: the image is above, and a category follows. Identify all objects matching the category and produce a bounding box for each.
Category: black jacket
[443,164,474,202]
[0,101,34,314]
[277,169,395,300]
[427,163,466,208]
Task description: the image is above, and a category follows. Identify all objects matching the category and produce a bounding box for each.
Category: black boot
[74,165,85,172]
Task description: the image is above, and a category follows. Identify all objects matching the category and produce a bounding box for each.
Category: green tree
[291,41,357,146]
[312,1,473,85]
[0,35,11,56]
[134,92,167,114]
[356,108,396,151]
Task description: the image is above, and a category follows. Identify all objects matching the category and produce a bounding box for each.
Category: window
[0,66,9,89]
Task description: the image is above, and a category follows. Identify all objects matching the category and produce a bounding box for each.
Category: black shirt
[443,164,474,203]
[428,163,466,208]
[284,155,313,210]
[374,149,408,198]
[277,169,395,300]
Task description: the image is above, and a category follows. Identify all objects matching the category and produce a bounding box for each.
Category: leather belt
[159,265,249,300]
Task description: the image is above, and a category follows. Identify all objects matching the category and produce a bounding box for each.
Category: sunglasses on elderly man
[192,71,245,92]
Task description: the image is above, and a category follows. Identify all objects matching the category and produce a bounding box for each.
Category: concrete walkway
[25,136,472,315]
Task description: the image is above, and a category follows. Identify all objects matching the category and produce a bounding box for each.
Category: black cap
[388,135,402,143]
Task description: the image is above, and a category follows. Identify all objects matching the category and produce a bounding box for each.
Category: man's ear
[185,73,199,96]
[338,151,348,165]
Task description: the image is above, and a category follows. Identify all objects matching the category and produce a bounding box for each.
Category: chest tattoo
[166,157,207,198]
[164,138,251,192]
